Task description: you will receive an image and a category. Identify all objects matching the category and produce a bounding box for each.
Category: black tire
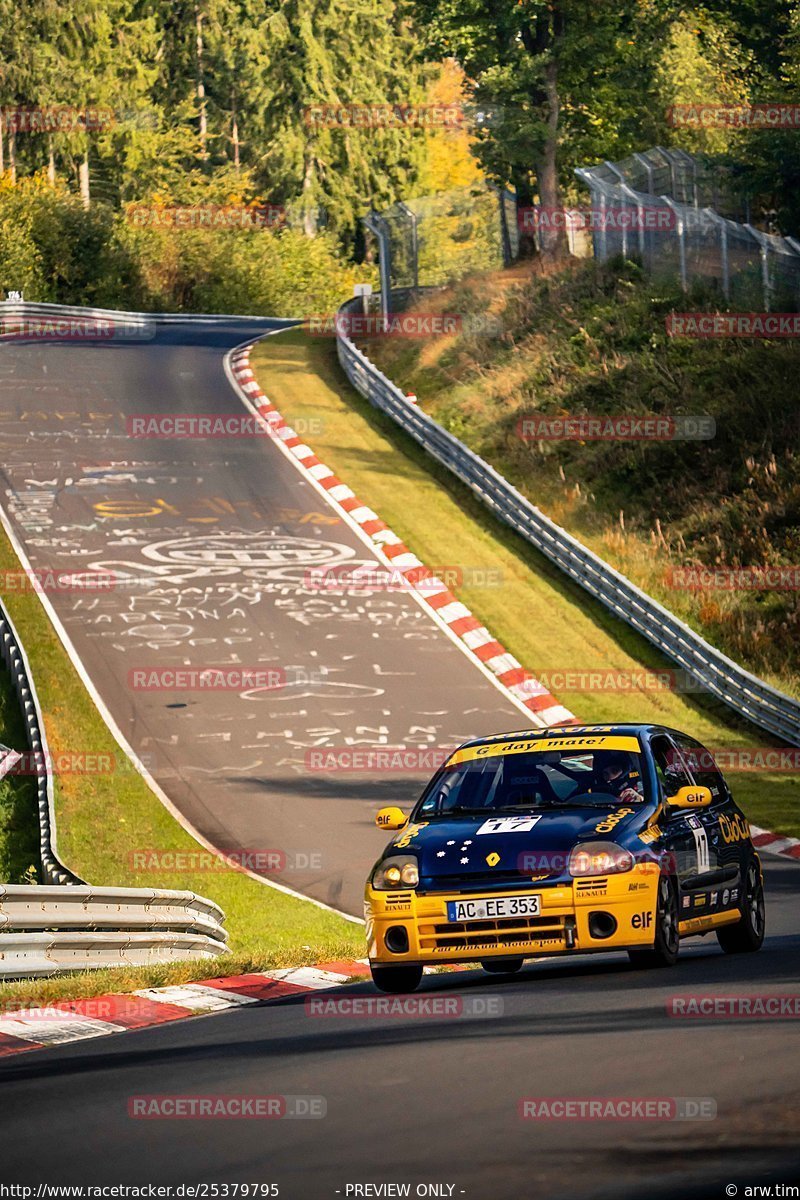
[628,875,680,968]
[717,860,765,954]
[481,958,524,975]
[370,964,423,993]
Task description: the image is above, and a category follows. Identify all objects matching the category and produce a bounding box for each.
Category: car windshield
[414,745,648,818]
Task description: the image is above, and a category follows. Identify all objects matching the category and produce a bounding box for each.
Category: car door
[671,731,743,915]
[648,732,715,919]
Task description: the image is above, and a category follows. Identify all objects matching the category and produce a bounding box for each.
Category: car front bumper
[365,863,661,965]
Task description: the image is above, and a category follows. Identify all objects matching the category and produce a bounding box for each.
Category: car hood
[388,807,646,882]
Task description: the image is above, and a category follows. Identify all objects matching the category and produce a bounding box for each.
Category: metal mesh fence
[368,183,512,296]
[367,147,799,312]
[592,146,747,220]
[575,150,800,311]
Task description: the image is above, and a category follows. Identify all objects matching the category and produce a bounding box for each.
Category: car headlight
[568,841,634,877]
[372,855,420,890]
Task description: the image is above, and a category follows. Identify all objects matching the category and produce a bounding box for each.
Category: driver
[590,750,644,804]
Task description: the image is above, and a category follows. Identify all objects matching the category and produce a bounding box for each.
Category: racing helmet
[593,749,639,787]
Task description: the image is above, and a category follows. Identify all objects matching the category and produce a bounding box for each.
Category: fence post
[657,146,677,198]
[598,190,608,260]
[633,152,655,195]
[622,184,645,260]
[663,198,687,291]
[704,209,730,301]
[574,168,603,261]
[785,237,800,308]
[397,202,419,291]
[675,148,699,207]
[745,225,771,312]
[496,188,515,267]
[603,161,627,258]
[364,212,392,324]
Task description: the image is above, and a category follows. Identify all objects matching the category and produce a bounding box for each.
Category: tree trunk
[79,153,90,208]
[195,4,208,162]
[302,149,318,237]
[534,59,566,258]
[0,110,4,176]
[231,93,240,170]
[8,126,16,184]
[47,136,56,185]
[514,173,537,259]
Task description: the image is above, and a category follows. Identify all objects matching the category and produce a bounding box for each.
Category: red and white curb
[228,341,800,863]
[0,960,371,1058]
[750,825,800,861]
[227,344,576,728]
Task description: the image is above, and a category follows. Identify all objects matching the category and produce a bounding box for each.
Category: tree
[409,0,671,256]
[256,0,424,252]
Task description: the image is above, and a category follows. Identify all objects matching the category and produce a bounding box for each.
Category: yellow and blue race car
[365,723,765,992]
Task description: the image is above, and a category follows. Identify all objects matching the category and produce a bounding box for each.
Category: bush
[1,176,372,314]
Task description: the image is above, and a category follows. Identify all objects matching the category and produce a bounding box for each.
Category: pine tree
[257,0,424,251]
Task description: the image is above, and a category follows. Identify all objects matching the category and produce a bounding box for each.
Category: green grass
[364,258,800,697]
[251,328,800,838]
[0,656,39,884]
[0,525,363,1007]
[3,302,797,1009]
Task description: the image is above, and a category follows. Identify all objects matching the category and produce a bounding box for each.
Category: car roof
[454,722,683,753]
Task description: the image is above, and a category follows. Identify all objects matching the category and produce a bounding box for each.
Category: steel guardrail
[1,299,298,331]
[0,594,81,885]
[0,884,227,975]
[0,884,227,936]
[0,931,227,978]
[0,554,229,977]
[335,295,800,747]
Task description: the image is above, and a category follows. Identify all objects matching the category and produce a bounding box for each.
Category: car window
[415,745,648,817]
[670,732,729,803]
[650,734,693,801]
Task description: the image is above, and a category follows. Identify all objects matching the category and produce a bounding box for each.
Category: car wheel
[481,958,524,975]
[370,964,423,993]
[628,875,680,968]
[717,860,765,954]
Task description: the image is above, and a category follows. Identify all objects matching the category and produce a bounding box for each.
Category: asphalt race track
[1,319,798,1198]
[0,320,528,915]
[1,855,798,1196]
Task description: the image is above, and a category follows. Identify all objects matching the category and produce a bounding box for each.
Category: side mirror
[375,806,408,830]
[666,784,712,810]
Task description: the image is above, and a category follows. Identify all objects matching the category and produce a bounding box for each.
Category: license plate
[446,894,541,922]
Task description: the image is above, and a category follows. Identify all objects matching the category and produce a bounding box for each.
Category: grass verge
[0,656,39,883]
[251,328,800,838]
[363,258,800,696]
[0,525,363,1007]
